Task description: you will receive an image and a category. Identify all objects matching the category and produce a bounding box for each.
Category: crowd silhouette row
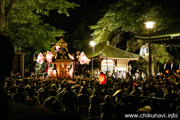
[4,71,180,119]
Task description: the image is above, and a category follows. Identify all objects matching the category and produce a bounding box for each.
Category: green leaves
[151,44,171,63]
[4,0,78,52]
[126,37,171,63]
[90,0,176,63]
[90,0,180,45]
[9,22,65,52]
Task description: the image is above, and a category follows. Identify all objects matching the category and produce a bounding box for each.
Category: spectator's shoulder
[7,100,57,120]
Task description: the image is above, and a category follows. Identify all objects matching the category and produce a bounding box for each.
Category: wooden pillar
[22,54,25,78]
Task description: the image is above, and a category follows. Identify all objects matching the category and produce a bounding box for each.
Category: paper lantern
[46,51,53,63]
[36,53,44,64]
[160,72,163,75]
[165,70,169,74]
[139,43,149,61]
[79,52,91,65]
[99,73,106,85]
[56,45,60,52]
[68,64,74,78]
[177,69,180,73]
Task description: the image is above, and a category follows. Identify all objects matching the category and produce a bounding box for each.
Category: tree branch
[5,0,15,19]
[112,29,124,47]
[0,0,5,30]
[151,45,161,58]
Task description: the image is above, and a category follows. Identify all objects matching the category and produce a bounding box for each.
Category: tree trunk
[0,0,15,35]
[0,0,5,34]
[111,30,124,47]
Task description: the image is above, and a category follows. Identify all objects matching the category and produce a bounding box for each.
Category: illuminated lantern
[47,67,52,76]
[79,52,91,65]
[81,55,86,62]
[177,69,180,73]
[99,72,106,85]
[139,43,149,61]
[165,70,169,74]
[56,45,60,52]
[46,51,53,63]
[36,53,44,64]
[68,63,74,78]
[52,69,57,76]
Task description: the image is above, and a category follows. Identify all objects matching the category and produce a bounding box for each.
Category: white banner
[139,43,149,61]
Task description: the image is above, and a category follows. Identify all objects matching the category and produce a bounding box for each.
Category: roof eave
[99,56,139,60]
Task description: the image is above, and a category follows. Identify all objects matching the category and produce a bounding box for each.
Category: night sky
[46,0,113,30]
[43,0,180,56]
[43,0,115,51]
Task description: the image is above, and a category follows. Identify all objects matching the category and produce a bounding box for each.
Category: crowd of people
[3,70,180,119]
[1,34,180,120]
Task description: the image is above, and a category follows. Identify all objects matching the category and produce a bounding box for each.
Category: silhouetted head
[66,84,71,92]
[104,95,111,103]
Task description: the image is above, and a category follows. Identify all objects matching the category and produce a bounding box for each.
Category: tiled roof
[99,45,140,59]
[85,42,139,60]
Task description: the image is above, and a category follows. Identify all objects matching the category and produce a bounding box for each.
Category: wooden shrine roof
[85,42,139,60]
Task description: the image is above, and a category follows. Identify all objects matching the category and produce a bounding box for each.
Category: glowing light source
[79,52,91,65]
[144,21,155,79]
[165,70,169,74]
[99,72,106,85]
[68,63,74,78]
[36,53,44,64]
[90,41,95,46]
[56,45,60,52]
[90,40,95,79]
[68,53,74,60]
[46,51,52,63]
[177,69,180,73]
[144,21,155,29]
[52,69,57,75]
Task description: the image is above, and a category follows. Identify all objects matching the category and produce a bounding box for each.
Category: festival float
[36,38,90,79]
